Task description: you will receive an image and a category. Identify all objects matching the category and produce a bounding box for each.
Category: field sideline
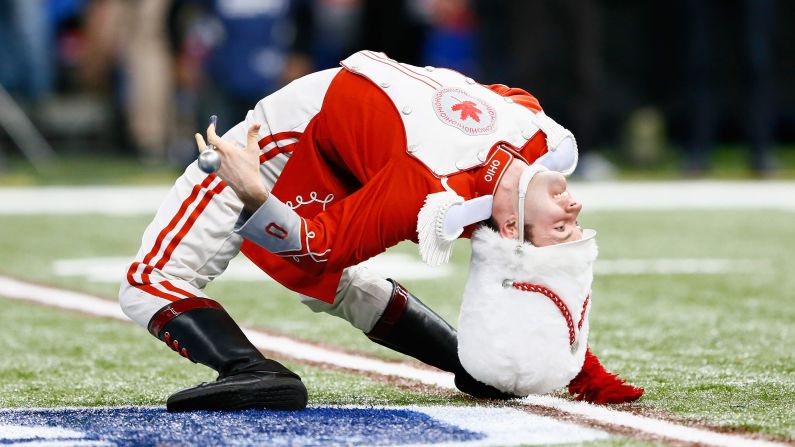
[1,274,790,447]
[0,184,793,446]
[1,180,794,214]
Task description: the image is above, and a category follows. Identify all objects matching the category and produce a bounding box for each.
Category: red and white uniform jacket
[119,50,576,327]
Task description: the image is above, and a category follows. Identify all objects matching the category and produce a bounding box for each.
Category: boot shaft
[147,298,270,377]
[366,280,461,374]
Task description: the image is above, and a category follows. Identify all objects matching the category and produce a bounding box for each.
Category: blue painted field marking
[0,405,611,446]
[0,407,484,447]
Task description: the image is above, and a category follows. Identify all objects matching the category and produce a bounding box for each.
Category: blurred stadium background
[0,0,793,180]
[1,1,794,446]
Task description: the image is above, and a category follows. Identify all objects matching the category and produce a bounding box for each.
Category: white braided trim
[417,191,464,266]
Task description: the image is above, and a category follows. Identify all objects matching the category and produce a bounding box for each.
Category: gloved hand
[196,121,270,212]
[567,348,644,404]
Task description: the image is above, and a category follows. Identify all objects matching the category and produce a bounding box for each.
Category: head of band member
[459,158,596,398]
[416,135,581,265]
[489,159,583,247]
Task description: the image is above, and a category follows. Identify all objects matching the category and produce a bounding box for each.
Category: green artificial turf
[0,154,182,186]
[0,209,792,440]
[581,211,795,440]
[1,144,793,186]
[0,298,460,408]
[0,297,659,447]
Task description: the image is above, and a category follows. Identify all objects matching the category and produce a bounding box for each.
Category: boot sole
[167,373,308,412]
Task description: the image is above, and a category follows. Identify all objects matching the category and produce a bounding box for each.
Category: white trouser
[118,67,391,334]
[118,161,393,334]
[300,265,393,332]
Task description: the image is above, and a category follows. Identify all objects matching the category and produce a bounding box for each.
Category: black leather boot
[147,297,307,412]
[366,280,515,400]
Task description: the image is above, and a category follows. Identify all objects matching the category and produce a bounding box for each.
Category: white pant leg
[118,161,247,327]
[299,264,393,333]
[119,120,276,327]
[119,67,342,328]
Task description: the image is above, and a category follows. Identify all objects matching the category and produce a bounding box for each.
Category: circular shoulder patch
[432,88,497,136]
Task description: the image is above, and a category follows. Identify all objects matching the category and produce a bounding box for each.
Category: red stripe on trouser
[154,181,227,270]
[144,175,216,265]
[126,174,220,301]
[258,131,302,149]
[260,143,296,164]
[139,285,181,302]
[126,262,183,302]
[127,262,196,301]
[160,281,197,299]
[138,264,195,299]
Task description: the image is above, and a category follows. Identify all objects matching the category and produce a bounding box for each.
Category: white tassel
[417,191,464,266]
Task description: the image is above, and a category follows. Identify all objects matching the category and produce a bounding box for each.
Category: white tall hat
[458,226,598,396]
[455,161,596,396]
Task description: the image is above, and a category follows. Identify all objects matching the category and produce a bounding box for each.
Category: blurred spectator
[0,0,54,103]
[422,0,477,74]
[682,0,778,175]
[288,0,479,83]
[200,0,295,122]
[358,0,426,66]
[0,0,791,174]
[474,0,609,179]
[289,0,427,72]
[79,0,175,164]
[162,0,297,166]
[125,0,176,165]
[288,0,362,75]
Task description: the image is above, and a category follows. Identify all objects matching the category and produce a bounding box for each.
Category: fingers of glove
[596,384,644,404]
[624,385,645,402]
[246,123,262,153]
[194,133,208,153]
[206,122,227,153]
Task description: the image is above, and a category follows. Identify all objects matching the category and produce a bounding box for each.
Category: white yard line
[398,406,610,447]
[0,181,794,214]
[50,256,767,283]
[523,395,785,447]
[595,258,770,275]
[0,186,170,215]
[570,180,795,211]
[0,275,789,447]
[52,254,453,283]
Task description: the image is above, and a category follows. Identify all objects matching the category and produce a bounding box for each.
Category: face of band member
[522,171,583,247]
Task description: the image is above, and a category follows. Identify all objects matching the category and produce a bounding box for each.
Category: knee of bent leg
[118,273,169,329]
[299,265,393,332]
[118,279,141,324]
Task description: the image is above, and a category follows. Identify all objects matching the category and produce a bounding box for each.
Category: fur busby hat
[457,226,598,396]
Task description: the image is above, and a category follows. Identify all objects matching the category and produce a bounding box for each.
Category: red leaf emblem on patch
[432,88,496,136]
[451,100,482,122]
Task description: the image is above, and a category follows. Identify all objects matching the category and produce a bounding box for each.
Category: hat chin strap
[516,164,549,249]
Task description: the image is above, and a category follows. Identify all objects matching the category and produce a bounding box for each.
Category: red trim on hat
[509,282,588,349]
